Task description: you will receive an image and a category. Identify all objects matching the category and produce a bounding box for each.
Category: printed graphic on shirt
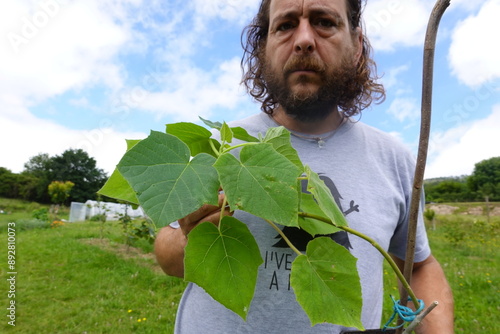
[265,174,360,290]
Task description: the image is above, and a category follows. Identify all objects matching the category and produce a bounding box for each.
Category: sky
[1,0,499,180]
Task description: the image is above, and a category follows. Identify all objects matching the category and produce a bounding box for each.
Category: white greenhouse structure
[69,200,145,222]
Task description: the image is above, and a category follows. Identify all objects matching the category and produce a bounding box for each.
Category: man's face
[263,0,362,121]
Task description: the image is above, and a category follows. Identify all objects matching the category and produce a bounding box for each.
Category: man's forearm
[410,256,454,334]
[154,226,187,278]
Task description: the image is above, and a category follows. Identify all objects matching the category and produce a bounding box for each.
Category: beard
[262,53,358,122]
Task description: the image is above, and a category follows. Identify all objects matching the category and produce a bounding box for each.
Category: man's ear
[352,27,363,65]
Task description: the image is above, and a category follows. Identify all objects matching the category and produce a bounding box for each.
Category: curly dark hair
[241,0,385,117]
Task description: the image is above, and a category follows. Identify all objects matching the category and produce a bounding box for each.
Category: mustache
[283,56,326,74]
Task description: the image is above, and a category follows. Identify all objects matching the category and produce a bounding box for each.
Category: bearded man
[155,0,454,333]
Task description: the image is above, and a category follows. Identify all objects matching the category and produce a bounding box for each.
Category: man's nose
[294,20,316,54]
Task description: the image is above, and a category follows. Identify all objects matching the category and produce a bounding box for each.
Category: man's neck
[271,107,344,135]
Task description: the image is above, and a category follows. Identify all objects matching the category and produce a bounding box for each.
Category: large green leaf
[117,131,220,226]
[305,166,348,227]
[97,139,142,205]
[125,139,142,150]
[299,192,340,236]
[214,143,301,226]
[166,122,220,157]
[264,126,304,170]
[97,169,139,205]
[184,216,263,320]
[291,237,363,329]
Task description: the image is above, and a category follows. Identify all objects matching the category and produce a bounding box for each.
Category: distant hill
[424,175,468,185]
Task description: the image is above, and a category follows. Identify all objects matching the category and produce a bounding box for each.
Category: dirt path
[427,204,500,216]
[80,238,164,274]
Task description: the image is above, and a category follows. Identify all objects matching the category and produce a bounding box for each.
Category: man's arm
[155,226,187,278]
[393,255,454,334]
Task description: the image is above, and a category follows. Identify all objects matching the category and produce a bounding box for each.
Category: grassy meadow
[0,198,499,333]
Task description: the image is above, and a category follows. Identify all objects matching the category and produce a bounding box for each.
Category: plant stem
[219,195,229,227]
[264,219,303,256]
[298,211,420,309]
[209,138,221,157]
[222,141,259,154]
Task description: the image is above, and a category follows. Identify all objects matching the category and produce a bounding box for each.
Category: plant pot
[343,329,396,334]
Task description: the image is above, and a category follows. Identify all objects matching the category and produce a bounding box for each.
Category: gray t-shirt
[173,113,430,333]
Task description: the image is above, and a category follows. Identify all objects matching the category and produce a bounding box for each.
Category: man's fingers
[183,193,229,224]
[182,203,221,225]
[178,193,232,235]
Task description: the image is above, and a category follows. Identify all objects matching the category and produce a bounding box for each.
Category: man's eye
[277,22,295,31]
[317,19,335,28]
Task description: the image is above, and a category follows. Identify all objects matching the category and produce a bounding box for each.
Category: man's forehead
[268,0,348,18]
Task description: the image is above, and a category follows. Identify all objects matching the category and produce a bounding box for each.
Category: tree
[16,173,42,202]
[19,150,108,203]
[424,177,472,203]
[48,181,75,205]
[0,167,18,198]
[22,153,52,203]
[467,157,500,201]
[48,149,107,203]
[23,153,51,176]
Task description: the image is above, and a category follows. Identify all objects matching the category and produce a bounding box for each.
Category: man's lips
[288,66,319,72]
[288,69,320,77]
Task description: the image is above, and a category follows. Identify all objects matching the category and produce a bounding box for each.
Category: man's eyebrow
[271,8,346,25]
[309,8,346,25]
[271,10,300,23]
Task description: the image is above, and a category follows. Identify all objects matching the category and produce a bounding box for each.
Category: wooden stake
[396,1,450,333]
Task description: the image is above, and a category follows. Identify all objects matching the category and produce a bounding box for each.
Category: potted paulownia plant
[98,120,422,332]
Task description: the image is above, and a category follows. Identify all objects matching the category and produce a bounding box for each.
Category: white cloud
[448,0,485,12]
[0,96,146,175]
[364,0,434,51]
[0,0,138,101]
[0,0,158,174]
[449,0,500,87]
[381,64,410,89]
[386,96,420,123]
[425,104,500,178]
[191,0,260,26]
[135,57,249,122]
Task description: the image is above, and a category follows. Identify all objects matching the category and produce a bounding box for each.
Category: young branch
[209,138,221,157]
[221,142,260,155]
[218,195,229,227]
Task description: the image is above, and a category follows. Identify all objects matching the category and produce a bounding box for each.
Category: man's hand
[178,192,232,236]
[155,192,232,278]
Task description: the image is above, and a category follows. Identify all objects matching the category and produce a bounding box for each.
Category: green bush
[32,207,49,222]
[440,214,499,246]
[0,218,50,232]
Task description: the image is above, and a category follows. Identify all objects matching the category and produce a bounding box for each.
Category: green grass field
[0,199,498,333]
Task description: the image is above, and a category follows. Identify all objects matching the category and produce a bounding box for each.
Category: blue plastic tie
[382,295,425,331]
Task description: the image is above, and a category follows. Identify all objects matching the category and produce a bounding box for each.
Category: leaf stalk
[264,219,303,257]
[221,142,260,155]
